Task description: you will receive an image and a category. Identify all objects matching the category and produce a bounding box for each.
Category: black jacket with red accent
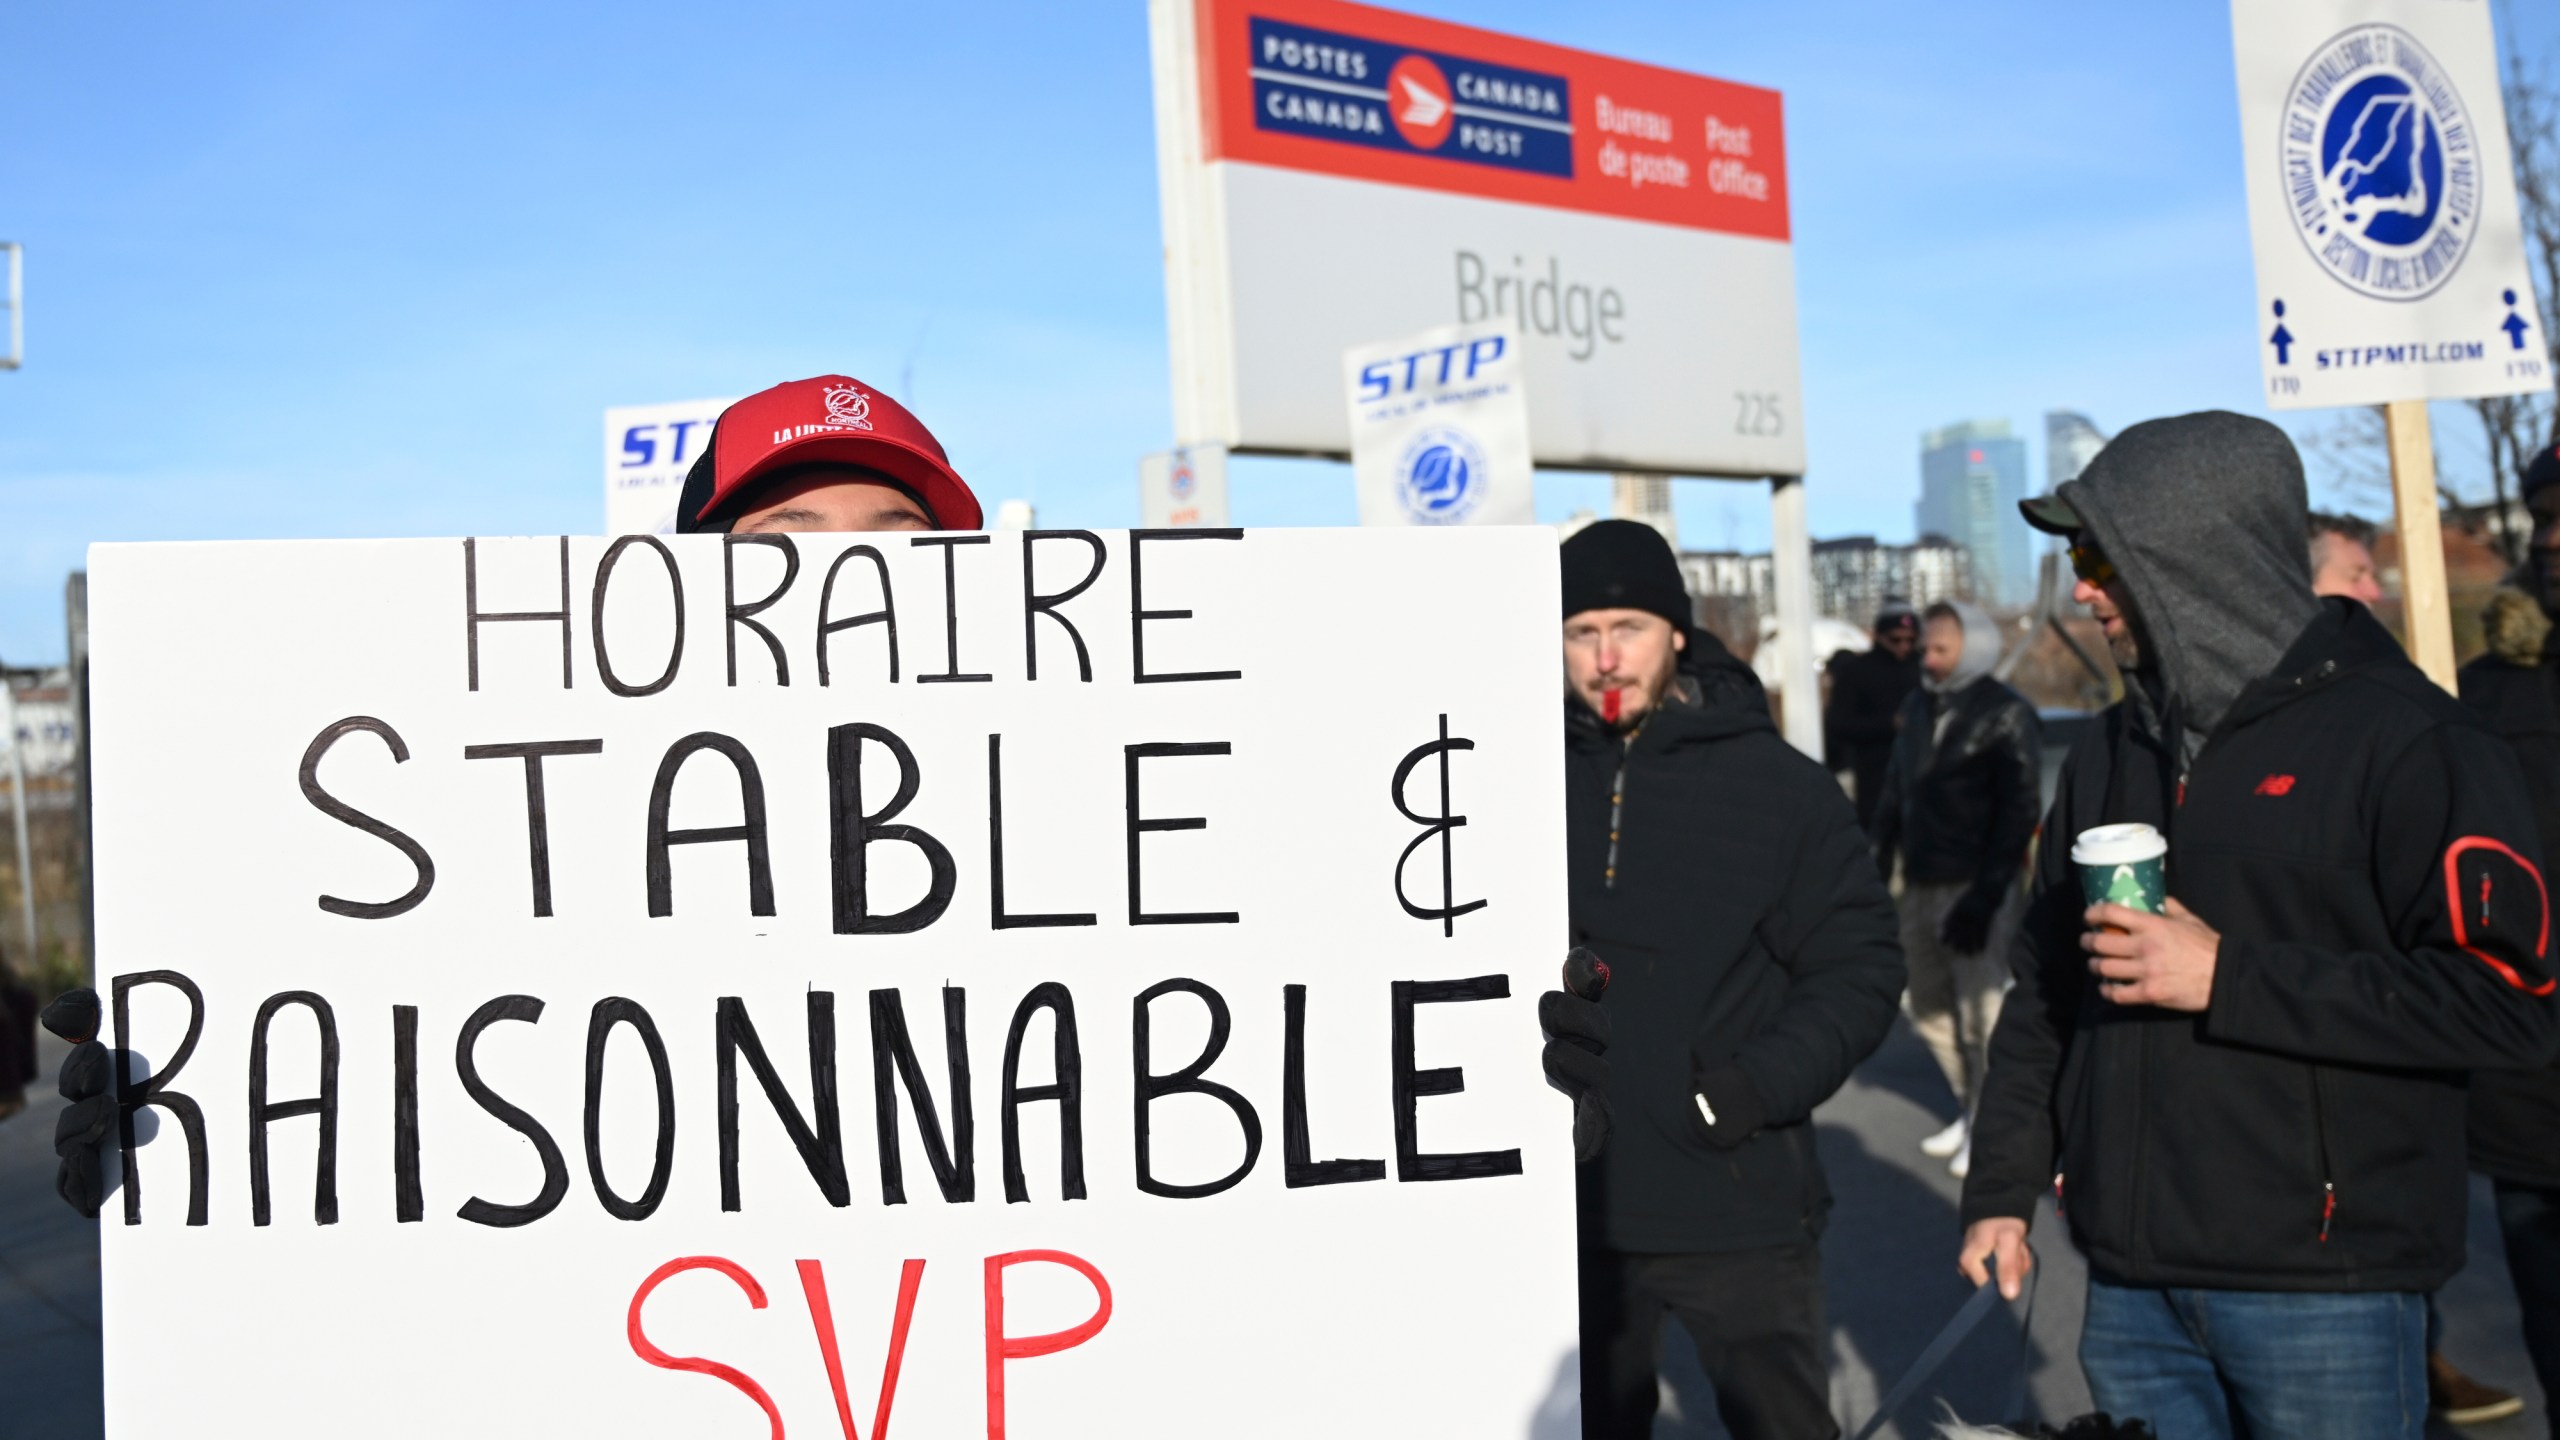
[1963,599,2558,1291]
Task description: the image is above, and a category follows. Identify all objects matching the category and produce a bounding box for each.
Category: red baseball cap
[677,375,982,531]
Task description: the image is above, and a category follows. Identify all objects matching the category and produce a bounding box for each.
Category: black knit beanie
[1561,519,1690,628]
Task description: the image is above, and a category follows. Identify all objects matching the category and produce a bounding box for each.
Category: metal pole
[1769,474,1822,758]
[0,672,35,961]
[2384,400,2457,691]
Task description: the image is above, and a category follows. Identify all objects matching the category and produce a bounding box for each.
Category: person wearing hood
[2456,440,2560,1429]
[1560,520,1903,1440]
[1870,599,2040,1180]
[1956,413,2557,1440]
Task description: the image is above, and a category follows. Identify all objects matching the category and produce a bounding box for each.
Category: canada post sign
[1250,19,1573,178]
[1154,0,1805,476]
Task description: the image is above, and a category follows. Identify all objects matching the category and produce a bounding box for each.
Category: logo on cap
[822,383,874,432]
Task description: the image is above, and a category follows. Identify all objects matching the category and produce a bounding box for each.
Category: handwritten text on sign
[87,528,1575,1438]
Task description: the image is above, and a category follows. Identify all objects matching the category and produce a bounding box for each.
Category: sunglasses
[2069,542,2117,586]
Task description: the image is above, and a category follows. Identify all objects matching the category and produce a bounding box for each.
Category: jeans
[1580,1244,1837,1440]
[2080,1273,2425,1440]
[2495,1179,2560,1428]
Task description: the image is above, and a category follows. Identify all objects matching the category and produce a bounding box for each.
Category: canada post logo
[1248,17,1572,178]
[2281,25,2480,301]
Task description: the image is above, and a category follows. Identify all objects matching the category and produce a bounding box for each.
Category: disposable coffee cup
[2072,823,2167,920]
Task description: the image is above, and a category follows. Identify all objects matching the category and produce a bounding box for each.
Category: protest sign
[1137,446,1232,527]
[86,527,1577,1437]
[1346,321,1535,527]
[607,398,737,535]
[2232,0,2547,411]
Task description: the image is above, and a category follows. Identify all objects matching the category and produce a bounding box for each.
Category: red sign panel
[1193,0,1791,241]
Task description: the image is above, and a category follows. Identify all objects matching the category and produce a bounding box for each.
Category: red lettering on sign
[626,1256,785,1440]
[982,1249,1114,1440]
[799,1258,927,1440]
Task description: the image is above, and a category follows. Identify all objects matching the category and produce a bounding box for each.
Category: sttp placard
[86,528,1578,1438]
[2233,0,2548,409]
[607,399,737,536]
[1152,0,1805,476]
[1347,320,1535,527]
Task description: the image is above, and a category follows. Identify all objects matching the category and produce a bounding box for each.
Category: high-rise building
[2045,411,2108,492]
[1809,535,1975,623]
[1918,420,2032,606]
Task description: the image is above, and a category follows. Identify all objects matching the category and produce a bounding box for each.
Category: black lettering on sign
[1124,743,1239,926]
[1390,714,1489,937]
[584,997,677,1222]
[112,969,209,1226]
[393,1004,422,1223]
[590,535,686,698]
[828,723,955,935]
[1390,975,1522,1182]
[723,533,801,686]
[1129,529,1244,684]
[454,995,569,1228]
[248,990,340,1226]
[913,535,993,684]
[645,733,776,918]
[1001,982,1086,1203]
[988,735,1095,930]
[301,716,436,920]
[716,994,850,1210]
[463,739,604,918]
[462,536,572,691]
[1131,978,1261,1198]
[816,544,900,685]
[869,988,975,1205]
[1283,984,1384,1188]
[1023,530,1106,682]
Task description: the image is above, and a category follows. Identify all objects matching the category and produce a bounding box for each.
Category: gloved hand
[41,989,112,1219]
[1940,882,2005,955]
[1539,948,1611,1163]
[1688,1058,1769,1151]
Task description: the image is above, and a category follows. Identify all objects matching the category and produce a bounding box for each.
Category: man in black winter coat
[1871,598,2040,1179]
[1958,413,2557,1440]
[1562,520,1904,1440]
[1826,602,1922,829]
[2458,441,2560,1427]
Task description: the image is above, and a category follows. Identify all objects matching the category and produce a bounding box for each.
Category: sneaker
[1921,1117,1968,1159]
[2430,1352,2524,1425]
[1948,1137,1971,1180]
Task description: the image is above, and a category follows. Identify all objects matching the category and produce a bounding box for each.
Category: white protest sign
[2233,0,2549,409]
[1138,446,1232,527]
[87,528,1578,1438]
[1347,321,1535,527]
[607,398,738,534]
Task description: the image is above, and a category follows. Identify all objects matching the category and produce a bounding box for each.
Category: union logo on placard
[1395,426,1488,525]
[2281,24,2480,301]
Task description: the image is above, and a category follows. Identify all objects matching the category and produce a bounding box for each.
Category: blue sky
[1,0,2553,661]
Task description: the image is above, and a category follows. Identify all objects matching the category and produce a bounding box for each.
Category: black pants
[1581,1244,1837,1440]
[2496,1179,2560,1430]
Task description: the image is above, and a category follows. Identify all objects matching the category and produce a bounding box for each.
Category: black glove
[1688,1060,1769,1151]
[41,989,110,1218]
[1939,882,2005,955]
[1540,948,1611,1163]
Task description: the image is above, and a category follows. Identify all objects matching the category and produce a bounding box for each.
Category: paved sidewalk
[0,1035,101,1440]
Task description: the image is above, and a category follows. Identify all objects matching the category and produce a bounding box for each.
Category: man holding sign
[1959,413,2555,1440]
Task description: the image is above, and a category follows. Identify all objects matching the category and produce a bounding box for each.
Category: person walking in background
[2308,511,2385,606]
[2456,442,2560,1432]
[1826,601,1923,829]
[1562,520,1904,1440]
[1958,413,2556,1440]
[1869,599,2039,1179]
